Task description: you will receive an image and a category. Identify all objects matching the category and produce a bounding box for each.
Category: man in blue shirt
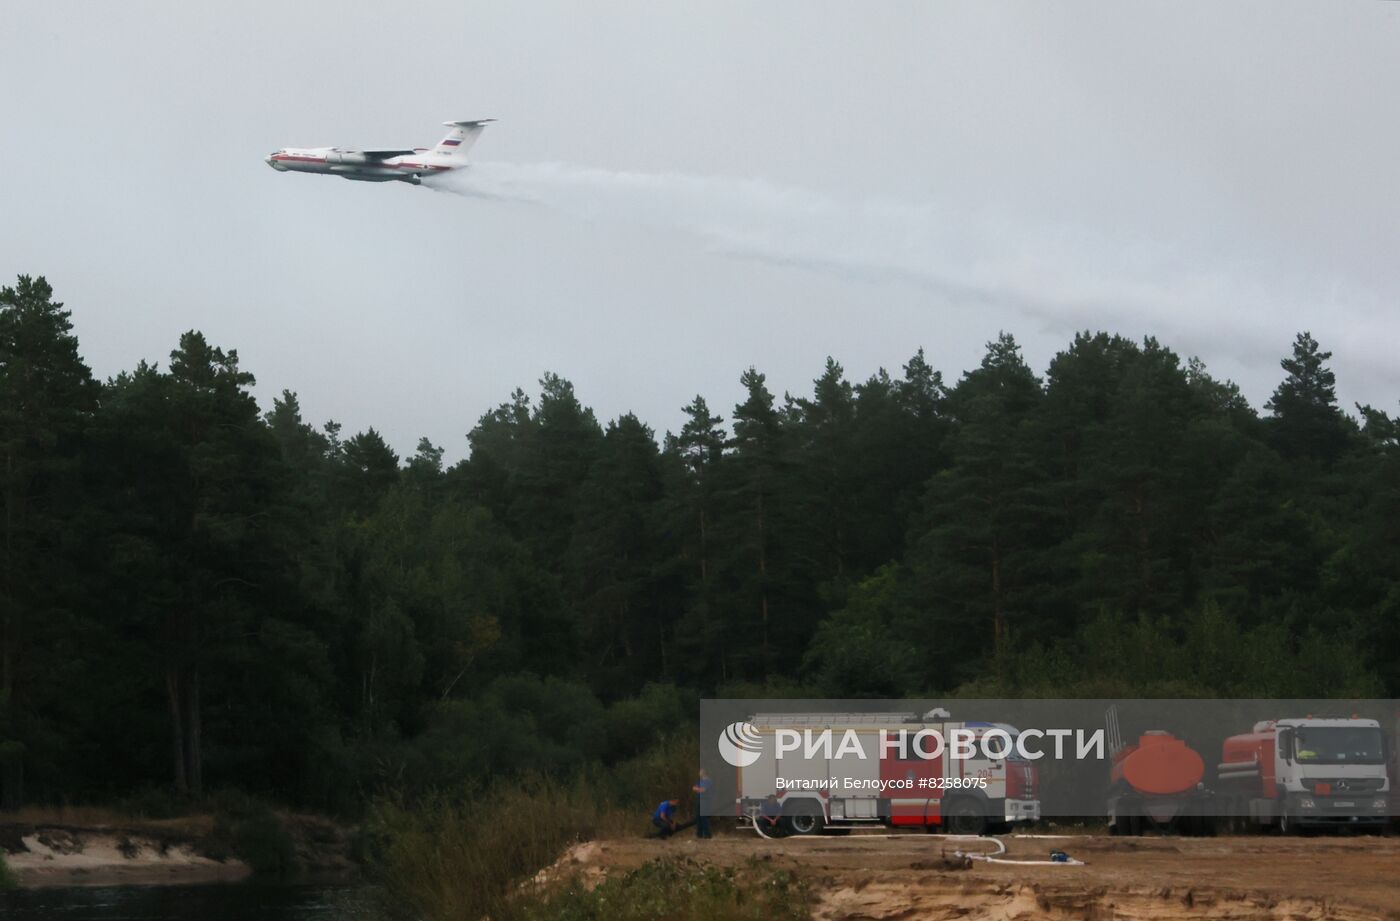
[692,768,714,839]
[758,794,784,836]
[651,798,680,838]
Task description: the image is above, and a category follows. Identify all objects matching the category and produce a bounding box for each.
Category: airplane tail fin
[432,119,494,158]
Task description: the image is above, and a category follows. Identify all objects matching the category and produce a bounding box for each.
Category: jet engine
[324,149,369,166]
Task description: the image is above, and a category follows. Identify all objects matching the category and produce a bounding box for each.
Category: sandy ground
[550,830,1400,920]
[1,813,355,888]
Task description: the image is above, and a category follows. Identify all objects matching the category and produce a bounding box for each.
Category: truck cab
[1221,717,1390,832]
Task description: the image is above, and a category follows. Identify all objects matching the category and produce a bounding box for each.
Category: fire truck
[736,710,1041,836]
[1215,717,1391,833]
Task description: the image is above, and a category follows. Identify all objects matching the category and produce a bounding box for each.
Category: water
[0,882,376,921]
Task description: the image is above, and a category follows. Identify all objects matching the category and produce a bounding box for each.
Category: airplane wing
[361,149,416,159]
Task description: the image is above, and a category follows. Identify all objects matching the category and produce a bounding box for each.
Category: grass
[3,804,145,826]
[515,858,812,921]
[0,850,17,890]
[371,734,708,921]
[372,774,631,921]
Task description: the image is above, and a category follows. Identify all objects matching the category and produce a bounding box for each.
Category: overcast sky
[4,1,1399,459]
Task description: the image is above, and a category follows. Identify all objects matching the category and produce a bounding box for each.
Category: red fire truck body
[736,711,1041,836]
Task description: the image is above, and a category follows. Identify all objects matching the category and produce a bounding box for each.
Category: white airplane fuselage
[266,119,492,186]
[265,147,454,185]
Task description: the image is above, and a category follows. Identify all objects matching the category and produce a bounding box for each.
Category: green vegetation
[0,850,16,890]
[206,793,300,877]
[372,737,696,921]
[375,774,811,921]
[1,273,1398,819]
[373,776,623,921]
[516,859,813,921]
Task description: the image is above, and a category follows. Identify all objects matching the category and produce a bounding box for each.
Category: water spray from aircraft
[425,155,1398,395]
[427,161,1293,360]
[259,120,1290,364]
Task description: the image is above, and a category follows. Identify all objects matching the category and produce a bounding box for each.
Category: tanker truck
[1215,717,1390,833]
[1106,717,1214,835]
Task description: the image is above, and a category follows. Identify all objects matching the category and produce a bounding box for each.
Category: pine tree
[787,358,857,580]
[0,276,98,807]
[569,413,666,694]
[336,429,400,515]
[1266,331,1350,463]
[721,368,787,679]
[909,334,1049,681]
[1072,338,1200,615]
[98,332,286,796]
[663,397,727,683]
[509,374,603,559]
[669,395,726,586]
[404,437,446,496]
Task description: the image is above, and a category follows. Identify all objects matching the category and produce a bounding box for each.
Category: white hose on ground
[956,836,1086,866]
[752,816,781,839]
[752,823,1003,842]
[750,816,940,840]
[969,855,1087,866]
[749,822,1084,864]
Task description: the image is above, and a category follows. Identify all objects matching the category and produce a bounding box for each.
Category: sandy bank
[1,814,356,889]
[2,824,250,887]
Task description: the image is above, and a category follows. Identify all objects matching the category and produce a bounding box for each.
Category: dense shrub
[207,795,299,877]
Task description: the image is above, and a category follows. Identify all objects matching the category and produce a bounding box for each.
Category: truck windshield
[1292,727,1384,765]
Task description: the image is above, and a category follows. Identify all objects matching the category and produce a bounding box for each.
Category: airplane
[265,119,493,185]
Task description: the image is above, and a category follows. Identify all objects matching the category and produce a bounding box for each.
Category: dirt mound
[558,830,1400,920]
[532,839,608,888]
[816,879,1383,921]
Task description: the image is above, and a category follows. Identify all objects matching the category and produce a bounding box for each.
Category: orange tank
[1111,731,1205,796]
[1221,725,1277,798]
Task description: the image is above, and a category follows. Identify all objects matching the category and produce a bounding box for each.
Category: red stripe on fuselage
[270,154,451,171]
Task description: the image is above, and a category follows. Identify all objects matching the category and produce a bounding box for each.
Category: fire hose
[953,836,1085,866]
[749,819,1084,864]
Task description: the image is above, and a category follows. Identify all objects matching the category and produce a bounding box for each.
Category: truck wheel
[1118,798,1141,836]
[784,812,822,836]
[1179,806,1211,837]
[1217,801,1236,835]
[944,798,987,836]
[1225,798,1248,835]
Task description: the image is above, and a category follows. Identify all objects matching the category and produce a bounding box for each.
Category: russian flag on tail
[441,137,462,146]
